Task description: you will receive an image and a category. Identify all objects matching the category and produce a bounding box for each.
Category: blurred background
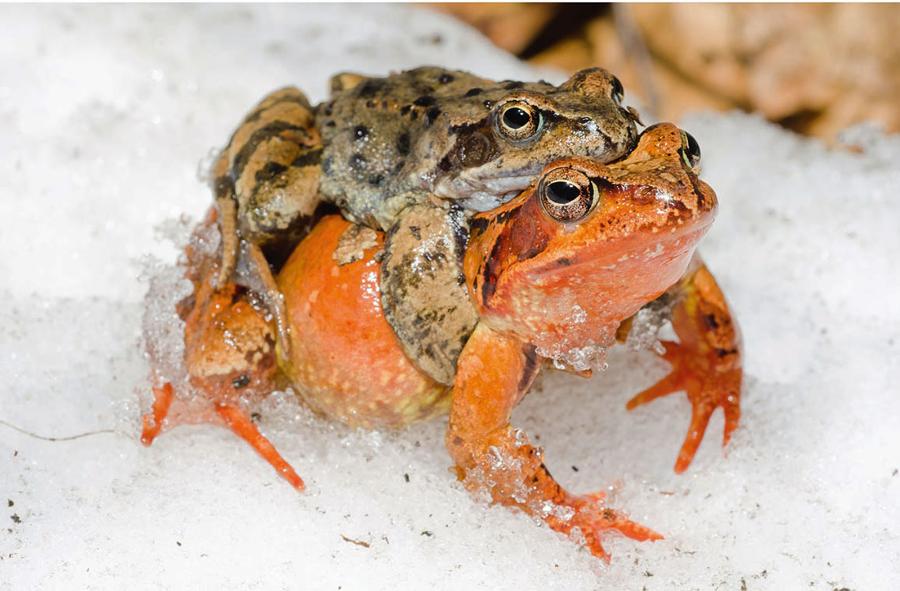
[429,3,899,143]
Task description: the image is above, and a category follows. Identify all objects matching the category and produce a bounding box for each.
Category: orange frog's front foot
[447,325,662,561]
[627,261,743,473]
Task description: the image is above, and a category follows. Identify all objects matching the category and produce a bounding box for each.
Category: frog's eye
[539,168,598,223]
[610,75,624,104]
[496,101,544,142]
[679,131,701,170]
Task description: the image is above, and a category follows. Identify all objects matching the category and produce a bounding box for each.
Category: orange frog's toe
[627,340,742,473]
[550,493,662,562]
[141,382,175,446]
[215,403,305,490]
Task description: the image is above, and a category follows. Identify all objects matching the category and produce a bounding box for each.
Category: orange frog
[142,123,742,560]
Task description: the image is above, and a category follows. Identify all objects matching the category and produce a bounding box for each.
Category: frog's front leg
[626,257,743,473]
[447,323,661,561]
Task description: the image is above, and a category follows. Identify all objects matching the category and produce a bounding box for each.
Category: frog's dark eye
[680,131,701,169]
[496,101,544,142]
[539,168,598,223]
[610,75,624,104]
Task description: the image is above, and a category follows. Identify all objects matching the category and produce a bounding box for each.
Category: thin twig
[0,419,126,442]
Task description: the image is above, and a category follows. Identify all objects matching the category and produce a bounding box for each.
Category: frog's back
[316,67,490,226]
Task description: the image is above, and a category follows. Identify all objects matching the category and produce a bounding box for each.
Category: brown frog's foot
[547,492,662,562]
[627,339,742,473]
[244,241,292,358]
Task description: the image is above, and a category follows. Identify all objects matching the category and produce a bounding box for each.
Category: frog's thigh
[221,87,324,245]
[381,202,478,386]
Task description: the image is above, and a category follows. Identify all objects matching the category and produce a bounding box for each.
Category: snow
[2,4,899,590]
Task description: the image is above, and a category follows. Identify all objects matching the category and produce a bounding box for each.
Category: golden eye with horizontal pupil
[679,131,701,169]
[496,101,543,142]
[539,168,598,223]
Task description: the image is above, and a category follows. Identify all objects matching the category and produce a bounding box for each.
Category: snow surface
[2,5,899,590]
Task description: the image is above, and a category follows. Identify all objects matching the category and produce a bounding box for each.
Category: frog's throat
[434,173,535,212]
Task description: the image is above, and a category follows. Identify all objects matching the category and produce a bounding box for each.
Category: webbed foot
[548,492,662,562]
[627,339,741,473]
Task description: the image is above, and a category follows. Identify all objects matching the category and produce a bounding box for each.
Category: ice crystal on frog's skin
[625,298,675,354]
[538,341,611,373]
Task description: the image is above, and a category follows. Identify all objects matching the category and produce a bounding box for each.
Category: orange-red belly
[277,215,449,428]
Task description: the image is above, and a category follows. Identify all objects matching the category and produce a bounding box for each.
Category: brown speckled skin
[318,67,638,228]
[212,66,637,281]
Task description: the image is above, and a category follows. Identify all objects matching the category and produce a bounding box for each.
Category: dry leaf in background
[429,3,557,54]
[436,3,900,140]
[627,3,900,138]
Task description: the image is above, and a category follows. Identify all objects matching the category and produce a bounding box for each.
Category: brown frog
[209,66,639,351]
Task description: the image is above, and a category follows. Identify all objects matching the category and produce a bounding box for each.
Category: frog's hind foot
[627,339,741,473]
[140,382,175,446]
[549,492,662,562]
[214,402,304,490]
[139,382,305,491]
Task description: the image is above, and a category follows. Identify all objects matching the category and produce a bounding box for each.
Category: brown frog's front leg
[212,87,324,355]
[380,201,479,386]
[447,323,661,561]
[626,257,743,473]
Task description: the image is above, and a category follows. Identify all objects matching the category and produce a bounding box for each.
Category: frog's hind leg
[626,257,743,473]
[211,86,325,353]
[144,256,305,490]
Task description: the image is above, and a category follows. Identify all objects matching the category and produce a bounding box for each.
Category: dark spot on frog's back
[231,120,310,179]
[353,125,369,140]
[254,161,287,183]
[349,153,367,170]
[290,147,322,168]
[425,106,441,127]
[414,95,436,107]
[356,79,384,98]
[464,87,483,97]
[502,80,524,90]
[397,132,411,156]
[438,73,454,84]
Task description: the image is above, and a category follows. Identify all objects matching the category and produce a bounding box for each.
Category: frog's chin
[434,173,534,212]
